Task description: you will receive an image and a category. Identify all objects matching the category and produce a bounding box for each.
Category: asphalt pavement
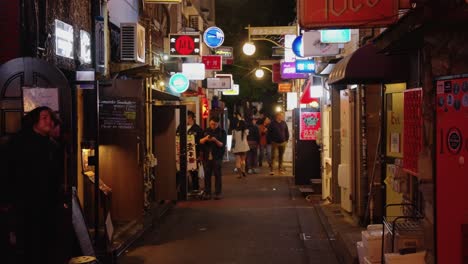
[118,158,339,264]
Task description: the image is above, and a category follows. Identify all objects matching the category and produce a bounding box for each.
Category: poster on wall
[22,87,59,113]
[299,109,320,140]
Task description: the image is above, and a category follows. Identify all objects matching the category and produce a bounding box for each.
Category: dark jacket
[5,128,62,262]
[246,123,260,144]
[268,120,289,143]
[202,127,227,161]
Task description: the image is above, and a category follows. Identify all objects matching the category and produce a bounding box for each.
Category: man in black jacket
[6,106,63,264]
[200,116,227,200]
[267,112,289,175]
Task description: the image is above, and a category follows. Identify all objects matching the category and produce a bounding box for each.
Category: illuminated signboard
[202,55,223,71]
[281,62,308,79]
[55,19,74,59]
[214,46,233,64]
[278,82,292,93]
[169,34,201,57]
[222,84,239,96]
[169,73,189,93]
[182,63,205,80]
[203,27,225,49]
[320,29,351,43]
[295,60,315,73]
[80,30,91,64]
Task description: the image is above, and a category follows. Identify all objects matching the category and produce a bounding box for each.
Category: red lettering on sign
[175,36,195,55]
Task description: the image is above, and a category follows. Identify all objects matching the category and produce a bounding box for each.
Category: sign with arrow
[169,34,201,57]
[203,26,224,49]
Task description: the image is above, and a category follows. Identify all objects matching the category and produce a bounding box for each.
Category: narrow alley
[118,161,339,264]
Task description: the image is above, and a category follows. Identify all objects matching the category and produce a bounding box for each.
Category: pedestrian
[200,116,227,200]
[246,118,260,174]
[5,106,64,264]
[230,111,243,133]
[186,111,204,192]
[268,112,289,175]
[231,120,250,178]
[258,116,272,170]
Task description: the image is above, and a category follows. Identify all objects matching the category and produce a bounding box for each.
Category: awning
[328,44,408,85]
[152,89,180,101]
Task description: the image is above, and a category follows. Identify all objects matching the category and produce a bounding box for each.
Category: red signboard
[300,110,320,140]
[202,55,223,71]
[169,34,201,57]
[436,77,468,264]
[298,0,398,28]
[402,88,422,175]
[272,63,281,83]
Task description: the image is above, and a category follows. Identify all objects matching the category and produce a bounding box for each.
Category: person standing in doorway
[231,120,250,178]
[268,112,289,175]
[200,116,227,200]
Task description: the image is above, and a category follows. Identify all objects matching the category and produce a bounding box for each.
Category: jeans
[271,141,287,170]
[204,159,222,195]
[246,144,258,170]
[258,144,271,167]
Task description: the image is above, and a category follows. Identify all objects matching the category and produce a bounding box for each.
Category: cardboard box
[384,251,426,264]
[357,241,365,264]
[362,230,383,262]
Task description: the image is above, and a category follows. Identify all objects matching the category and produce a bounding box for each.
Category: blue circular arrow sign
[203,26,225,49]
[169,73,189,94]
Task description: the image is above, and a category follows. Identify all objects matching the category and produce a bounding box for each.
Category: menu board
[99,98,137,130]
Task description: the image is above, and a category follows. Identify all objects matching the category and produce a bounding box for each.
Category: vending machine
[436,76,468,264]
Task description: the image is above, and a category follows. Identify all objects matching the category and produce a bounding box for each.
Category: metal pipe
[90,0,100,244]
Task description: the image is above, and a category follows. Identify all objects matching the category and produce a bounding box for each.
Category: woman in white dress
[231,120,250,178]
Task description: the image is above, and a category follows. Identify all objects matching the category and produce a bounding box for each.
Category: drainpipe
[380,83,387,221]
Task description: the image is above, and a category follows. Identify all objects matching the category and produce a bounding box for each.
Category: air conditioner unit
[189,15,204,32]
[120,23,145,63]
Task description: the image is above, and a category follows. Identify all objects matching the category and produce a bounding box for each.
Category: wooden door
[153,105,179,201]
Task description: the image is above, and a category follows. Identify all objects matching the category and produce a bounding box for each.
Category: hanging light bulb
[242,42,256,56]
[255,68,265,78]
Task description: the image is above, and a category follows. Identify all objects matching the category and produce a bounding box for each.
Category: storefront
[328,43,408,222]
[372,4,468,261]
